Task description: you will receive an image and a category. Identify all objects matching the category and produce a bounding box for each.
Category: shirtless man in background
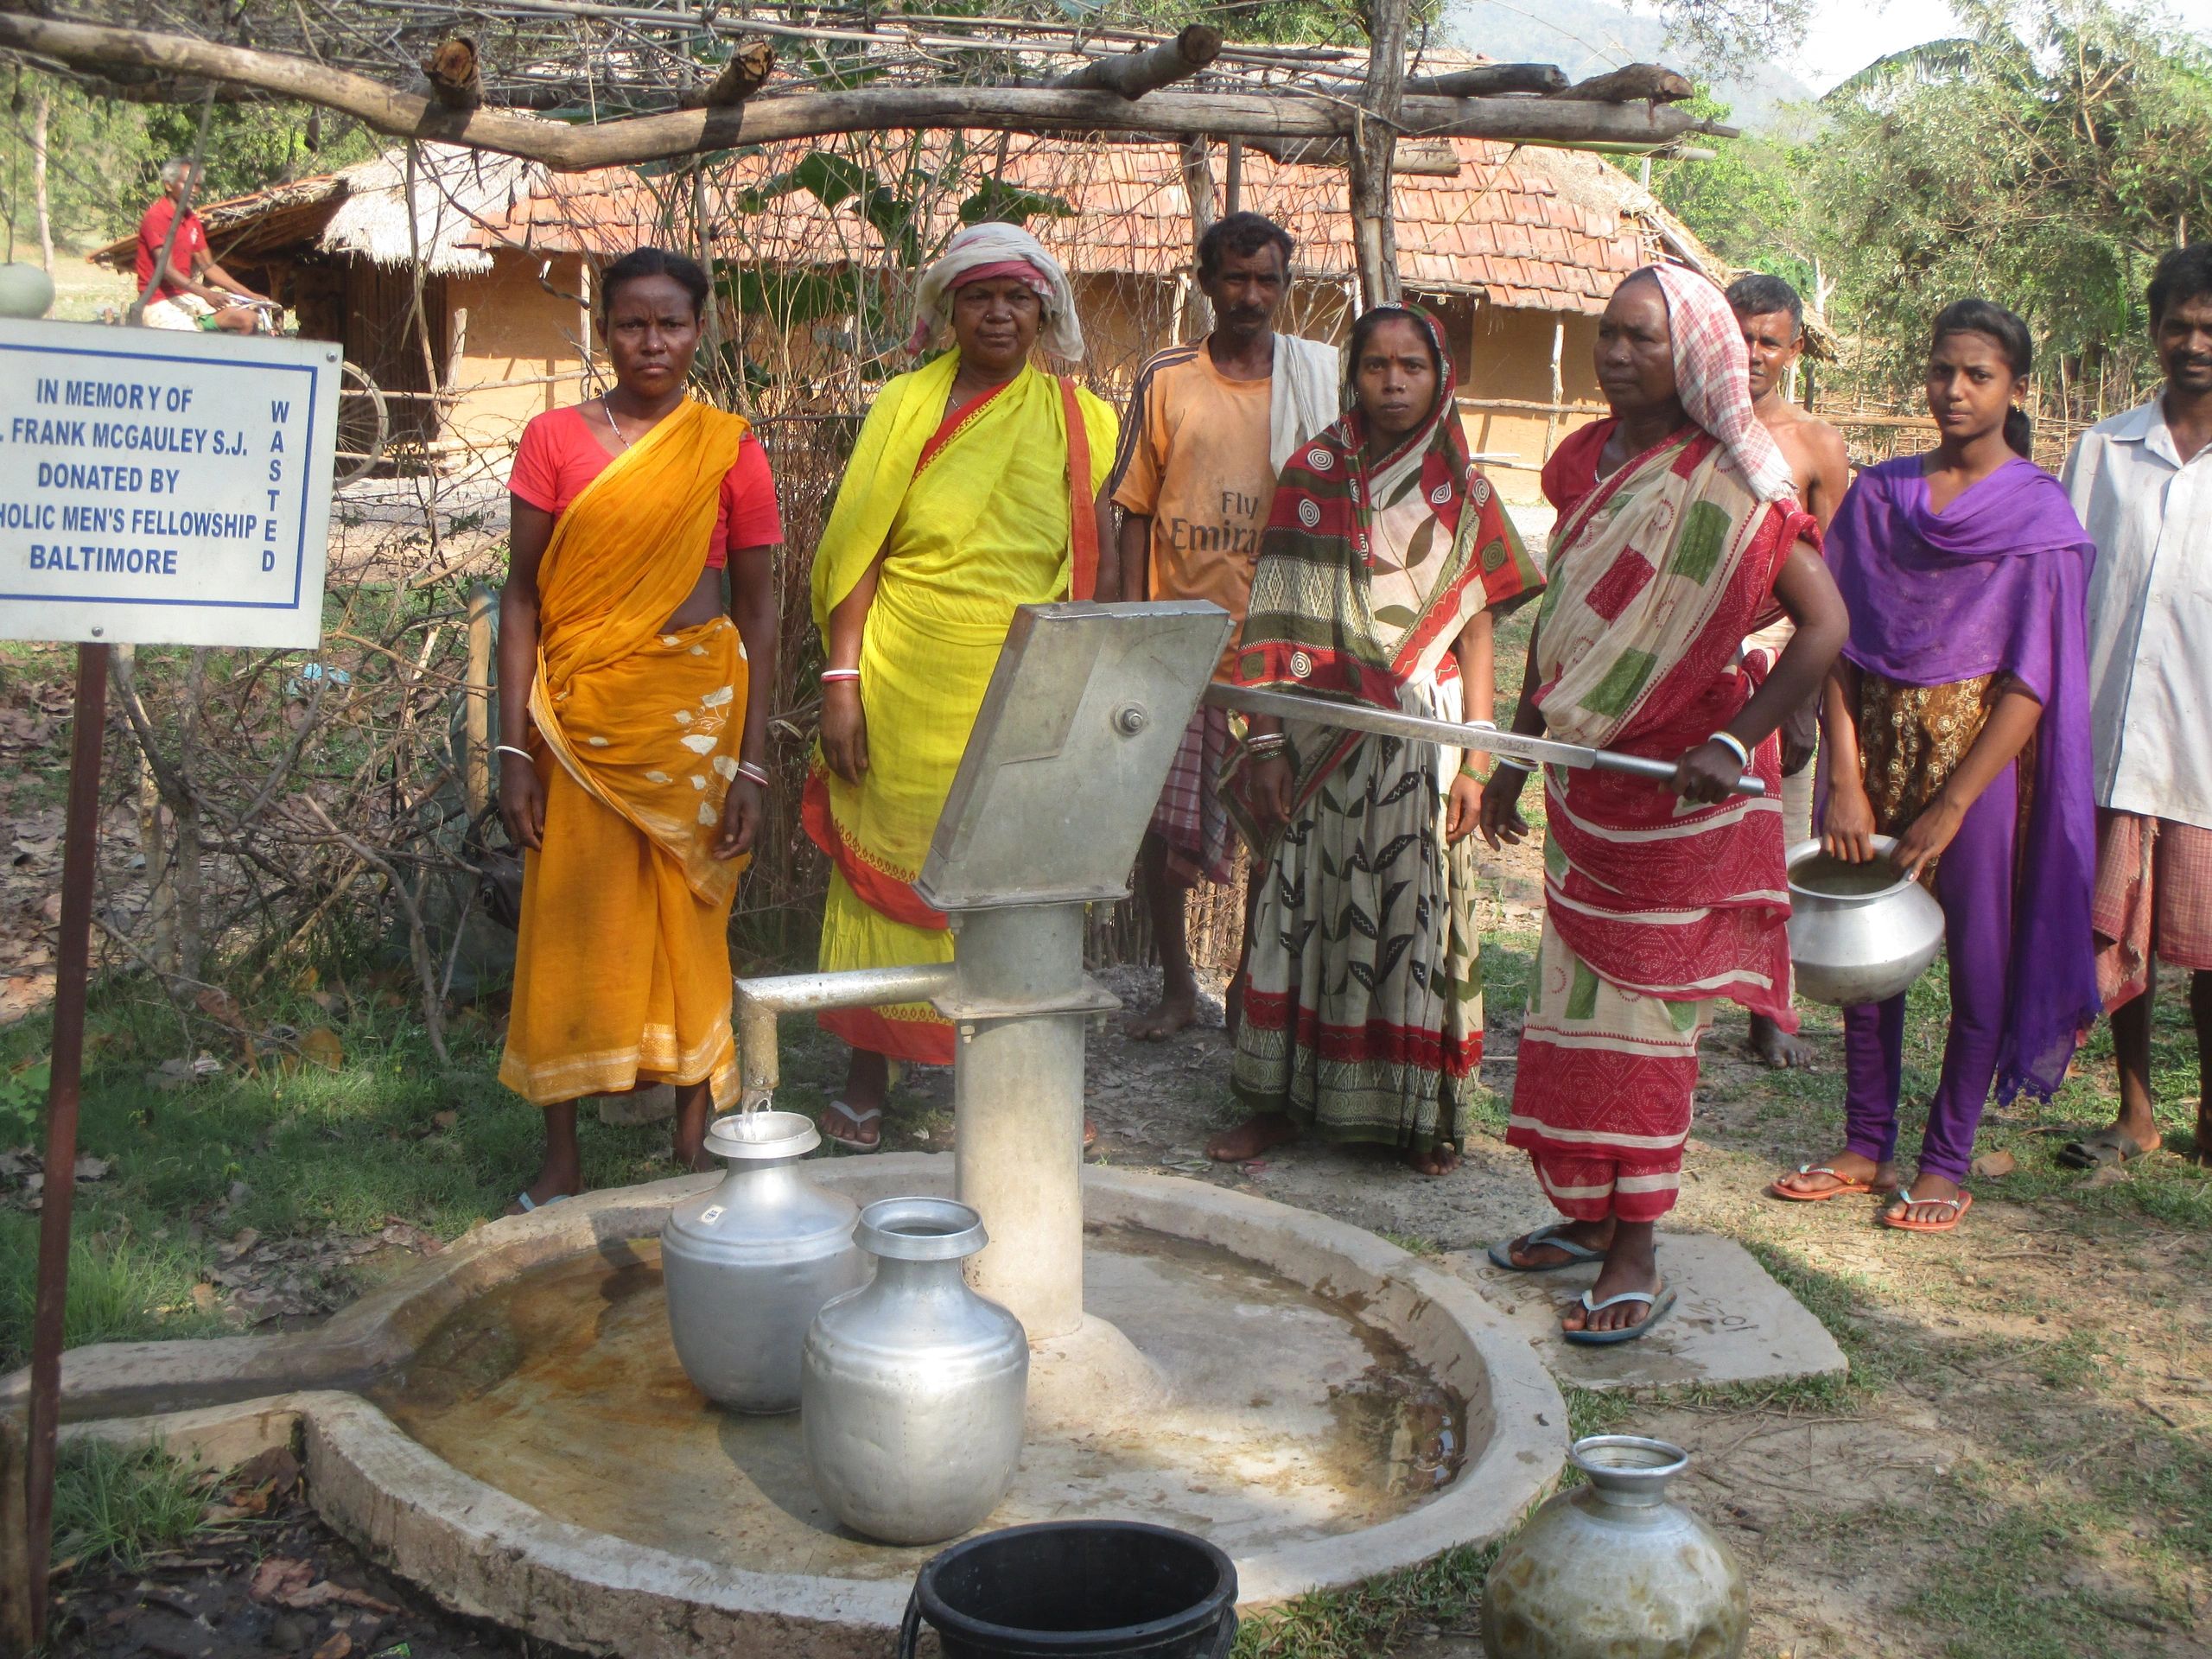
[1727,273,1852,1068]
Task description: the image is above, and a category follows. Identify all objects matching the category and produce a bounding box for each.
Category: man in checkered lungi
[2061,242,2212,1170]
[1107,212,1338,1038]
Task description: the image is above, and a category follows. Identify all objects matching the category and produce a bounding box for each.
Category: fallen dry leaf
[189,1283,219,1312]
[312,1633,353,1659]
[299,1028,344,1072]
[73,1154,111,1181]
[248,1557,315,1605]
[194,986,243,1027]
[429,1109,458,1133]
[226,1445,301,1502]
[282,1581,400,1616]
[1969,1149,2016,1179]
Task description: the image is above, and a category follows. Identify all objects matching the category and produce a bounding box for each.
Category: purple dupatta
[1826,454,2100,1102]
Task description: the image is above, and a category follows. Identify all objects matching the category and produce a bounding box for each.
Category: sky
[1795,0,2212,88]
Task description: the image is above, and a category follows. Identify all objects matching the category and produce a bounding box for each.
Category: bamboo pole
[1349,0,1411,309]
[1180,137,1215,340]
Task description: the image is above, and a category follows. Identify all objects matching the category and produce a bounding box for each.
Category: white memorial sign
[0,318,339,648]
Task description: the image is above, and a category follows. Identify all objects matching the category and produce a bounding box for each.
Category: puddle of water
[369,1225,1470,1576]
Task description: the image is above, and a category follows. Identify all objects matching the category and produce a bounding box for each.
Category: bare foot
[1884,1170,1966,1226]
[672,1083,714,1172]
[1205,1111,1298,1162]
[1770,1150,1893,1198]
[2192,1111,2212,1166]
[1128,985,1199,1042]
[1404,1143,1459,1177]
[1503,1216,1613,1268]
[1746,1013,1817,1069]
[1560,1222,1659,1336]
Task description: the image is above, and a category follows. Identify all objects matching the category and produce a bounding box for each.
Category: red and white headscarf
[906,222,1085,360]
[1638,263,1796,503]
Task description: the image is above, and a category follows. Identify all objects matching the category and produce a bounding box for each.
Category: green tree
[1649,92,1817,293]
[1812,0,2212,405]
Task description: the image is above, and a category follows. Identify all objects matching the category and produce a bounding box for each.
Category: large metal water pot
[659,1109,866,1413]
[1785,836,1947,1007]
[1482,1436,1747,1659]
[802,1197,1028,1546]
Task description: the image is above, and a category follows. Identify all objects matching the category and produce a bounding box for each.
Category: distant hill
[1440,0,1816,129]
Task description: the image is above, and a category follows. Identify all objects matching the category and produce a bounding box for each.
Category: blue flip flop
[1487,1223,1606,1273]
[1562,1284,1677,1346]
[512,1191,568,1213]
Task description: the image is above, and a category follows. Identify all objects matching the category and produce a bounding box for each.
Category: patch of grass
[53,1439,207,1571]
[1563,1382,1634,1442]
[0,1222,220,1370]
[1231,1540,1498,1659]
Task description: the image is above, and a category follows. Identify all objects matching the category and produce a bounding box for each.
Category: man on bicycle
[136,159,275,334]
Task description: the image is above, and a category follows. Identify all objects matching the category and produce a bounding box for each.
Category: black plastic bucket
[896,1521,1237,1659]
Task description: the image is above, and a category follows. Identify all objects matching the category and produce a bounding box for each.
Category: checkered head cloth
[1638,264,1796,503]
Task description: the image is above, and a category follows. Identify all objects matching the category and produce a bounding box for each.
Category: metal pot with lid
[660,1108,867,1414]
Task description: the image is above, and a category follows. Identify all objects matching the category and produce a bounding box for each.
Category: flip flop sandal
[821,1100,883,1152]
[1880,1189,1972,1233]
[1563,1284,1677,1346]
[1768,1163,1876,1202]
[512,1192,567,1214]
[2057,1128,2153,1169]
[1488,1222,1606,1272]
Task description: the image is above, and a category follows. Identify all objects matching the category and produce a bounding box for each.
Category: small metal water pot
[802,1197,1028,1547]
[659,1109,866,1414]
[1482,1436,1747,1659]
[1785,836,1948,1007]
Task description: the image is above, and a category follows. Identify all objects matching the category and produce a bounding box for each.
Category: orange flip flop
[1881,1189,1972,1233]
[1768,1164,1874,1202]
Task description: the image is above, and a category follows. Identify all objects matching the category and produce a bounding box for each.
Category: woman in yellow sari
[805,224,1116,1147]
[497,248,782,1210]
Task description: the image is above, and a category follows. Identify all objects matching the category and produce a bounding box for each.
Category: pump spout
[733,963,960,1107]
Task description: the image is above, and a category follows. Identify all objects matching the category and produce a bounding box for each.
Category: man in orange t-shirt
[1109,213,1339,1039]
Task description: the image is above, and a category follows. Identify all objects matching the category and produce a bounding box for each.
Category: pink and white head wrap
[906,222,1085,360]
[1634,264,1796,503]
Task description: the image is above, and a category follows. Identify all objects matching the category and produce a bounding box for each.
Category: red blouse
[1540,417,1615,521]
[508,403,782,569]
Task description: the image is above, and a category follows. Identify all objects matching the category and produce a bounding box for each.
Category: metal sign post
[0,316,338,1651]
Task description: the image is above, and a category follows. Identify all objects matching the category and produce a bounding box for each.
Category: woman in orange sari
[497,248,782,1210]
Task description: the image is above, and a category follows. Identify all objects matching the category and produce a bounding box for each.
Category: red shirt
[1541,417,1615,520]
[135,197,209,301]
[508,404,782,569]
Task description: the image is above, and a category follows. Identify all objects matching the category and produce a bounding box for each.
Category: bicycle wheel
[334,361,389,487]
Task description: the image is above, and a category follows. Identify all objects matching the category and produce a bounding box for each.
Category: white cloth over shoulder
[906,222,1085,362]
[1268,334,1340,473]
[2063,395,2212,831]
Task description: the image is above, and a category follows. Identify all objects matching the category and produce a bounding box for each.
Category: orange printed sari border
[820,1003,955,1066]
[802,764,950,930]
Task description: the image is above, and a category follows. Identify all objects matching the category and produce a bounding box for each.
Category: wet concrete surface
[369,1223,1465,1580]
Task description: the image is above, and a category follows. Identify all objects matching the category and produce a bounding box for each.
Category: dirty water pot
[898,1521,1237,1659]
[1482,1436,1746,1659]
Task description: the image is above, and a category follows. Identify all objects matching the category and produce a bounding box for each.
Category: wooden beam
[1051,24,1221,99]
[1406,61,1567,98]
[0,15,1718,168]
[1249,136,1460,175]
[1555,63,1695,104]
[1349,0,1410,308]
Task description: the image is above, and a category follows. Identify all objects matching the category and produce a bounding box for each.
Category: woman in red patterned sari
[1478,266,1847,1344]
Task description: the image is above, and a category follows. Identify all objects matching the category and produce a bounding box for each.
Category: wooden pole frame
[0,14,1727,171]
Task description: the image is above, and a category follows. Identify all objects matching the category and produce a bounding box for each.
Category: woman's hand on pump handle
[820,679,869,784]
[499,750,547,852]
[1669,739,1751,805]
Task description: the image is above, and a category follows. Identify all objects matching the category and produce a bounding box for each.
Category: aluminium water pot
[802,1196,1028,1546]
[1785,836,1947,1007]
[659,1109,867,1413]
[1482,1436,1747,1659]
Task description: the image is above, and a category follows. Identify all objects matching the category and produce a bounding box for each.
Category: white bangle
[1707,731,1751,769]
[734,760,770,787]
[493,743,533,765]
[820,667,861,683]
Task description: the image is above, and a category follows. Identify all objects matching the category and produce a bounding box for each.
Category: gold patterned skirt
[1856,670,2032,874]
